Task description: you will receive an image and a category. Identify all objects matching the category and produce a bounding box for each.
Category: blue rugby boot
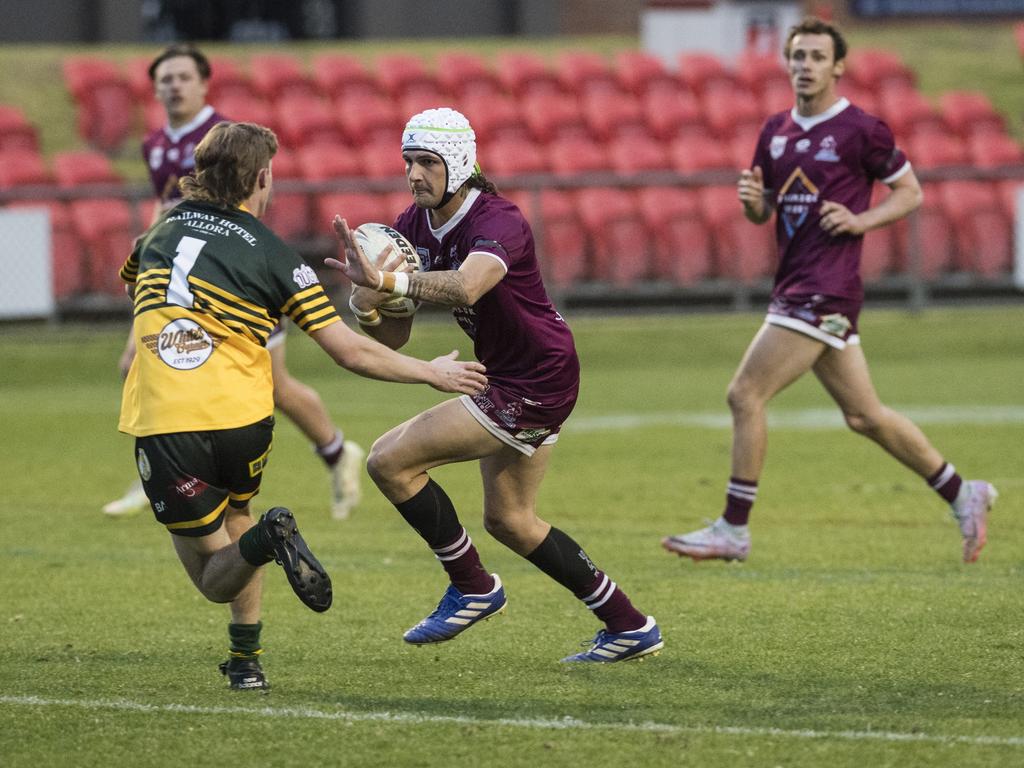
[403,574,506,645]
[561,616,664,663]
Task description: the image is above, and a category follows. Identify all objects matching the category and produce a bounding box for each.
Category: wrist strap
[376,271,409,297]
[348,295,381,326]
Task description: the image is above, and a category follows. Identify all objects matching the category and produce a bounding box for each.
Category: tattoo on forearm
[406,272,469,306]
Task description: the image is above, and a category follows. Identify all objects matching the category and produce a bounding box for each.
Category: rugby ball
[353,222,422,318]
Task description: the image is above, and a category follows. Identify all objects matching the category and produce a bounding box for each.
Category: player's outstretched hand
[428,350,487,395]
[325,216,380,289]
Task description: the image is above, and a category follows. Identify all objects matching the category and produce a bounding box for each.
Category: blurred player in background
[327,108,663,663]
[103,43,365,521]
[119,120,486,690]
[662,17,997,564]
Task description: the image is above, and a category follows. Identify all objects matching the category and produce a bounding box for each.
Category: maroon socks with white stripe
[722,476,758,526]
[431,528,494,596]
[927,462,963,504]
[526,527,646,633]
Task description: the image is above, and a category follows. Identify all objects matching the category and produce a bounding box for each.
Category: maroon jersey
[752,97,910,301]
[141,105,225,204]
[394,189,580,404]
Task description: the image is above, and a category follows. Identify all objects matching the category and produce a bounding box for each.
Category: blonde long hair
[180,121,278,208]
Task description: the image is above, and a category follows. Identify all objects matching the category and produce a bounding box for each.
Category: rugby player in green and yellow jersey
[118,121,487,691]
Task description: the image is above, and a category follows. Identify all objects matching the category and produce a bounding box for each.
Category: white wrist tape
[391,271,410,297]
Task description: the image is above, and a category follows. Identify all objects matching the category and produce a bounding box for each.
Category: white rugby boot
[662,518,751,562]
[951,480,997,563]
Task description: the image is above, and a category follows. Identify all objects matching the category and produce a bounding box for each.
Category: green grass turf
[0,306,1022,766]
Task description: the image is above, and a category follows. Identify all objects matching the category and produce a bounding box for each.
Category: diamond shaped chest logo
[777,167,820,237]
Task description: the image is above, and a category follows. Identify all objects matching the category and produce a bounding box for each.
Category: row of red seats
[10,175,1016,301]
[58,46,926,152]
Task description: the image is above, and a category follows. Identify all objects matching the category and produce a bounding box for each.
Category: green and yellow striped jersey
[118,200,340,436]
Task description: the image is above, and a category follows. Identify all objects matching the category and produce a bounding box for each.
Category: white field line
[1,695,1022,748]
[568,405,1024,433]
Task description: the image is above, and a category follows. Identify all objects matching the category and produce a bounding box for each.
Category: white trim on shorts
[766,314,860,350]
[458,395,559,457]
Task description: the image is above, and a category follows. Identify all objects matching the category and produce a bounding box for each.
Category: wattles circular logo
[136,447,152,481]
[156,318,214,370]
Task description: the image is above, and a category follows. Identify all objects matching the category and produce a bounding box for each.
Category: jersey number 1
[167,236,207,308]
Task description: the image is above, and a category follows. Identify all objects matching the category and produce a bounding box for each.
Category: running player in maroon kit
[662,18,996,564]
[104,44,365,521]
[327,108,662,662]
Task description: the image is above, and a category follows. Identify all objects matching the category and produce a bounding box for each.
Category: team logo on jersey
[770,136,788,159]
[795,138,812,153]
[292,264,320,289]
[148,146,164,171]
[136,448,152,481]
[153,318,216,370]
[815,135,840,162]
[778,167,820,237]
[417,247,431,271]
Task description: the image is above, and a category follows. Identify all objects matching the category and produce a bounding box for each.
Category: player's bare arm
[820,168,922,237]
[311,321,486,394]
[405,254,504,307]
[738,166,774,224]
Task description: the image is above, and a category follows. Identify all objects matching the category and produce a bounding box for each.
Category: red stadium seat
[6,199,86,299]
[893,183,954,279]
[636,186,712,284]
[836,83,878,117]
[613,50,677,96]
[581,89,646,142]
[908,133,969,169]
[547,136,608,176]
[69,198,137,295]
[699,186,774,281]
[296,144,361,181]
[207,56,257,101]
[249,53,317,100]
[525,189,590,287]
[384,190,413,221]
[845,49,915,93]
[315,192,390,236]
[876,86,944,140]
[52,151,120,188]
[62,56,135,151]
[939,181,1011,276]
[702,86,764,139]
[555,51,616,95]
[261,149,310,240]
[398,82,450,121]
[521,91,587,143]
[336,92,401,147]
[575,188,652,285]
[967,134,1023,168]
[124,56,154,102]
[436,52,501,98]
[759,78,793,116]
[456,92,525,144]
[607,134,670,174]
[0,150,52,188]
[357,139,407,180]
[375,54,435,99]
[216,94,274,130]
[312,53,377,100]
[0,105,40,153]
[860,186,895,282]
[734,51,789,96]
[495,52,560,98]
[677,52,736,96]
[939,91,1005,139]
[642,89,705,141]
[478,136,549,177]
[274,95,344,149]
[669,136,735,173]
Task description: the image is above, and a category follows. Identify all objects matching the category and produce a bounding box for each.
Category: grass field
[1,306,1022,767]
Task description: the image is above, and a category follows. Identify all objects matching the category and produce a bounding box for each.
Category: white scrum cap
[401,107,477,195]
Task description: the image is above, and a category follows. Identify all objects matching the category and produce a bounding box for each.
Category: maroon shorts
[766,294,863,349]
[460,381,578,456]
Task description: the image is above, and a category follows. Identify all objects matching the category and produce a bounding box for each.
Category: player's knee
[365,437,398,487]
[483,511,517,544]
[198,582,237,604]
[727,380,758,414]
[843,411,878,436]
